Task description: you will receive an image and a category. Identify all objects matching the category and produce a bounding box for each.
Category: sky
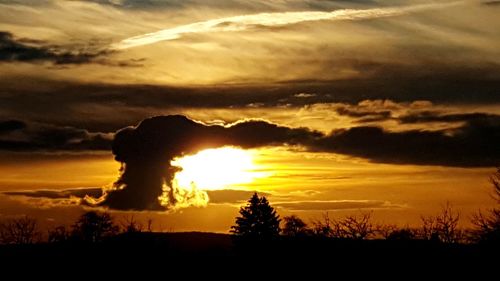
[0,0,499,232]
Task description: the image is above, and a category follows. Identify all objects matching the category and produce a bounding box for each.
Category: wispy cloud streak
[113,1,463,50]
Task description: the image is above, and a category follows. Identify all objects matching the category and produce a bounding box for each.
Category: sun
[171,147,260,191]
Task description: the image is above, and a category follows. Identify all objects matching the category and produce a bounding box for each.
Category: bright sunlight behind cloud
[171,147,261,191]
[157,147,266,210]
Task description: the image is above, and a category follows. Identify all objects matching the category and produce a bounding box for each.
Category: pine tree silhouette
[231,193,281,240]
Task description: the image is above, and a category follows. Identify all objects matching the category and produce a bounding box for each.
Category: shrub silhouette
[377,224,399,239]
[420,203,461,243]
[121,215,144,233]
[471,209,500,243]
[491,167,500,202]
[312,212,334,237]
[0,216,39,245]
[470,168,500,243]
[71,211,118,243]
[386,228,416,241]
[333,212,375,240]
[282,215,309,237]
[48,226,70,243]
[231,193,281,240]
[312,212,375,239]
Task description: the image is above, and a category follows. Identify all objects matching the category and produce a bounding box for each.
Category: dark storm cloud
[5,114,499,211]
[314,119,500,167]
[1,114,499,169]
[93,114,499,211]
[0,119,112,152]
[95,115,319,210]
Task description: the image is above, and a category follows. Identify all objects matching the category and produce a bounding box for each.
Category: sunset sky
[0,0,499,232]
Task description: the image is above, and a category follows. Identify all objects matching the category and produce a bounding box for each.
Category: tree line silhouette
[231,194,474,243]
[230,168,500,245]
[0,169,499,249]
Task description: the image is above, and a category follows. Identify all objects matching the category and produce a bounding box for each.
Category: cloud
[398,111,500,124]
[275,200,399,211]
[84,0,375,10]
[206,189,270,204]
[93,113,500,211]
[482,0,500,5]
[0,119,112,152]
[3,187,103,209]
[5,186,270,205]
[79,0,252,10]
[92,115,319,211]
[2,111,499,168]
[2,60,500,133]
[4,187,103,200]
[113,1,463,49]
[7,187,397,215]
[335,106,392,123]
[314,118,500,167]
[1,0,498,87]
[0,31,142,66]
[0,120,26,134]
[0,31,108,65]
[294,93,317,98]
[4,188,400,211]
[5,113,499,212]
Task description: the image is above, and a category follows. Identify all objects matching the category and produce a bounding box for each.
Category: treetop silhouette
[231,193,281,240]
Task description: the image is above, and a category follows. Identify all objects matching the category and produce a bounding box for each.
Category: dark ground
[1,232,497,268]
[0,233,496,280]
